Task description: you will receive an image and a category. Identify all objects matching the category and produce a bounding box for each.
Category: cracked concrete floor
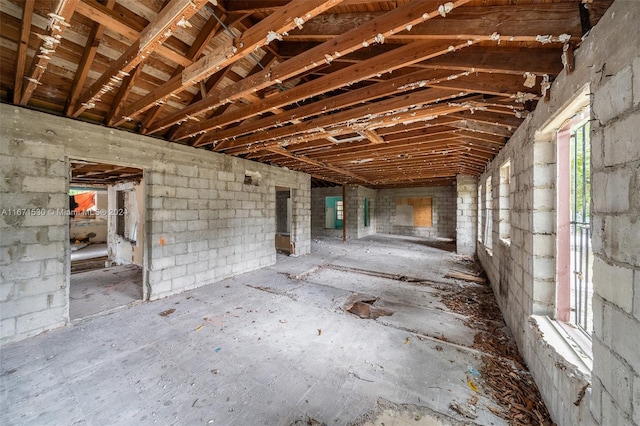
[2,235,518,425]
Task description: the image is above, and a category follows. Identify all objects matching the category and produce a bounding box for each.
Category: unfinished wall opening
[275,186,292,254]
[69,161,144,320]
[499,160,512,242]
[325,196,344,229]
[363,197,370,227]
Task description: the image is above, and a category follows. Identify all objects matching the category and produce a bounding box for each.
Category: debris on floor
[345,296,393,320]
[440,258,554,426]
[444,270,486,284]
[289,417,326,426]
[159,308,175,317]
[352,398,467,426]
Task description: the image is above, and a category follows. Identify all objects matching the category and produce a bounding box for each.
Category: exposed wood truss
[0,0,614,187]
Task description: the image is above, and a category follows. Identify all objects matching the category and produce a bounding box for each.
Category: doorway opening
[275,186,292,255]
[68,160,145,320]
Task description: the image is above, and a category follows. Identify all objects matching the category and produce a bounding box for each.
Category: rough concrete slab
[69,264,143,320]
[1,236,526,425]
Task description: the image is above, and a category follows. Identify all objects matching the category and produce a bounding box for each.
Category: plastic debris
[194,325,204,331]
[467,366,481,377]
[467,377,479,393]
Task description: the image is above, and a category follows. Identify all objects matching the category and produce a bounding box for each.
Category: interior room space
[68,161,145,320]
[0,1,638,425]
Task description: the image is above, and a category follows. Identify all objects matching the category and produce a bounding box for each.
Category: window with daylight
[557,106,592,336]
[499,160,512,242]
[324,196,344,229]
[477,184,483,242]
[484,177,493,249]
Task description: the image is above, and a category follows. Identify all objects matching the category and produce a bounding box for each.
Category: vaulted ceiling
[0,0,612,187]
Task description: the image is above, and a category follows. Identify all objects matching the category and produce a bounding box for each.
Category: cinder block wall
[377,185,456,239]
[456,175,477,255]
[0,105,310,344]
[477,2,640,424]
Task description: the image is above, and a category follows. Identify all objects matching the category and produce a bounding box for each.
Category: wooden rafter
[113,0,348,126]
[19,0,79,106]
[141,0,473,135]
[206,88,467,150]
[139,12,227,133]
[71,0,210,118]
[65,0,116,116]
[104,64,145,126]
[286,4,584,42]
[74,0,191,66]
[172,40,476,140]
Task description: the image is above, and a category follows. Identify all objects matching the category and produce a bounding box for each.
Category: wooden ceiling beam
[265,146,372,185]
[114,0,347,126]
[448,110,523,129]
[287,4,584,42]
[429,72,541,99]
[13,0,35,105]
[65,0,116,116]
[210,88,466,151]
[19,0,79,106]
[172,40,475,140]
[304,136,465,163]
[75,0,191,67]
[144,0,473,136]
[224,101,473,157]
[139,13,226,133]
[104,63,145,126]
[421,46,563,76]
[448,119,514,138]
[72,0,210,118]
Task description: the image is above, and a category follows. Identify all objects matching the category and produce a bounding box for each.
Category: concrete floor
[1,235,528,425]
[69,264,143,320]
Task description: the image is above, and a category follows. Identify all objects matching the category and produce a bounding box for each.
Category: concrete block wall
[589,8,640,423]
[0,104,310,344]
[290,185,312,255]
[456,175,478,255]
[0,135,68,343]
[477,2,639,424]
[377,185,456,239]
